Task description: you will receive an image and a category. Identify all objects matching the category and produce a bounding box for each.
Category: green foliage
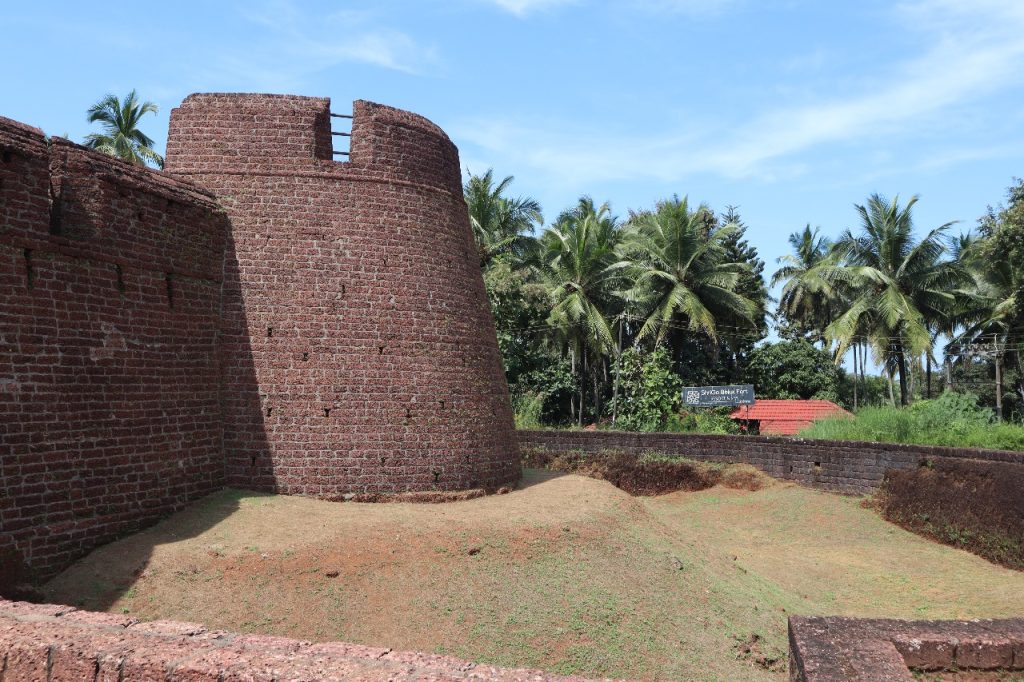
[614,346,682,431]
[84,90,164,168]
[800,391,1024,450]
[515,360,578,425]
[826,194,968,406]
[773,225,836,345]
[956,178,1024,421]
[484,259,549,384]
[745,340,842,401]
[464,169,542,267]
[618,196,757,344]
[512,392,545,429]
[610,346,741,434]
[667,408,741,435]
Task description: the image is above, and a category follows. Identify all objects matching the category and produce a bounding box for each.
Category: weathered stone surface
[789,616,1024,680]
[0,599,601,681]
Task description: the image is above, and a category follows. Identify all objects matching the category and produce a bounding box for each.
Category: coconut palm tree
[771,225,838,346]
[84,90,164,168]
[537,197,622,425]
[824,194,966,405]
[618,196,756,347]
[464,169,542,268]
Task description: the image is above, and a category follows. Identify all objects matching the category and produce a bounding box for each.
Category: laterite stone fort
[0,94,519,584]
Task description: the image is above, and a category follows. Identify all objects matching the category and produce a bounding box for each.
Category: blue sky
[4,0,1024,307]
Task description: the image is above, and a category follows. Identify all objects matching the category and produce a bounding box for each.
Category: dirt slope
[45,470,1024,681]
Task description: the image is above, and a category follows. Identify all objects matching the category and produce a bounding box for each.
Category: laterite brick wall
[517,429,1024,494]
[166,94,518,497]
[0,117,229,584]
[0,599,588,681]
[1,94,519,586]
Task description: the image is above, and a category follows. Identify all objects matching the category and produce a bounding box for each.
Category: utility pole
[852,339,858,411]
[994,334,1003,422]
[612,320,623,426]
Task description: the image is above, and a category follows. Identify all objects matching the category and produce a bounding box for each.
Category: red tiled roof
[729,399,852,436]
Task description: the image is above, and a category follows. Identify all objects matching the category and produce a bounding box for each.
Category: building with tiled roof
[729,399,852,436]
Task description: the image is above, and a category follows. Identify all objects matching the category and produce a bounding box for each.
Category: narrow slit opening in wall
[251,456,256,467]
[115,264,125,294]
[266,406,273,417]
[48,190,63,236]
[302,351,309,361]
[165,273,174,307]
[378,346,384,355]
[2,149,12,163]
[323,408,331,418]
[23,249,34,289]
[813,461,822,471]
[267,326,273,338]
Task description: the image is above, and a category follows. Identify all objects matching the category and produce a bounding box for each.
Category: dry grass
[44,471,1024,681]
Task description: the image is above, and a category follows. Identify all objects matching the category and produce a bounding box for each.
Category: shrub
[512,392,545,429]
[745,340,843,402]
[875,458,1024,570]
[614,346,683,432]
[666,407,741,435]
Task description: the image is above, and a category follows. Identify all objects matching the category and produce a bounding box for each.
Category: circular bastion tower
[165,93,519,496]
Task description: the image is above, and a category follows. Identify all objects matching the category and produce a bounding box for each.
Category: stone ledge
[788,616,1024,681]
[0,599,607,681]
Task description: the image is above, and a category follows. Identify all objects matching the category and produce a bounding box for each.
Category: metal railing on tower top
[330,111,352,158]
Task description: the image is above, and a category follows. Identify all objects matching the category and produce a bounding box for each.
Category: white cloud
[453,0,1024,186]
[481,0,578,17]
[234,1,441,76]
[482,0,735,17]
[630,0,739,16]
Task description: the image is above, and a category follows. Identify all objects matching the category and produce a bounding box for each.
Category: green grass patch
[800,392,1024,451]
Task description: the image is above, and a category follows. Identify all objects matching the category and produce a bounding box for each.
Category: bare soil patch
[45,470,1024,681]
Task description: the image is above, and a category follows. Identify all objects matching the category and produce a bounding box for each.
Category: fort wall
[166,94,518,497]
[0,118,228,584]
[517,429,1024,494]
[2,94,520,584]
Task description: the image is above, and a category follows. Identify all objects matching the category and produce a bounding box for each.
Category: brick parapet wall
[0,599,597,681]
[788,616,1024,680]
[0,118,229,584]
[517,430,1024,494]
[166,93,519,497]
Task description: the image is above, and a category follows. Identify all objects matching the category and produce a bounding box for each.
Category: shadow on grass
[40,488,269,612]
[517,468,567,490]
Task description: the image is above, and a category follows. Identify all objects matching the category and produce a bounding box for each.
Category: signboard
[682,384,755,407]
